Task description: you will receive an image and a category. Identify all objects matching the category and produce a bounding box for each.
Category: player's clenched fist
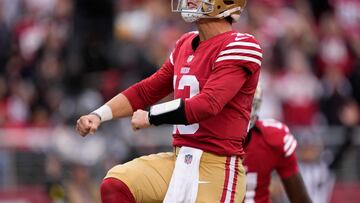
[76,114,101,136]
[131,110,150,131]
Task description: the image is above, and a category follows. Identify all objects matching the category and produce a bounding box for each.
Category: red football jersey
[123,31,262,156]
[243,119,299,203]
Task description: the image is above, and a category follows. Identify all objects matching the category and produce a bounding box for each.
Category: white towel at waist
[163,146,203,203]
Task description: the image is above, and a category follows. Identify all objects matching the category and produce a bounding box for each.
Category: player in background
[243,86,312,203]
[76,0,262,202]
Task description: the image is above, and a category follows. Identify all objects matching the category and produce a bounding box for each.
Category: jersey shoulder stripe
[215,33,263,71]
[226,41,261,49]
[256,119,297,157]
[283,134,297,157]
[219,49,263,58]
[215,55,262,66]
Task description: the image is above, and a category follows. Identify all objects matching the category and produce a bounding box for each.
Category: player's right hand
[76,114,101,137]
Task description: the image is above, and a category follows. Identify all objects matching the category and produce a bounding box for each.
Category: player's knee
[100,178,135,203]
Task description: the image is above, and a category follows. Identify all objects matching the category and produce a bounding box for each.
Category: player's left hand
[131,109,150,131]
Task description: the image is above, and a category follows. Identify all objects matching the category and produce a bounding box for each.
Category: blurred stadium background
[0,0,359,202]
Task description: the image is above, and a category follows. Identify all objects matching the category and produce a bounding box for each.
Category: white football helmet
[171,0,247,23]
[249,84,262,129]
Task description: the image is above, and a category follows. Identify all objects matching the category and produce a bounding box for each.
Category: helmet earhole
[217,5,221,9]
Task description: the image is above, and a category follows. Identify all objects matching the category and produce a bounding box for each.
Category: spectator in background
[0,76,8,127]
[44,155,66,203]
[316,13,353,77]
[320,67,353,125]
[349,62,360,107]
[298,133,335,203]
[276,48,322,126]
[66,163,100,203]
[332,0,360,38]
[0,1,11,70]
[335,100,360,179]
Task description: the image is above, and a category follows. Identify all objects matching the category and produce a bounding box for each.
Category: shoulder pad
[256,119,297,157]
[214,32,262,73]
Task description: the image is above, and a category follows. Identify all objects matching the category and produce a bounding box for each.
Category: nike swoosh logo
[235,36,249,41]
[198,181,210,184]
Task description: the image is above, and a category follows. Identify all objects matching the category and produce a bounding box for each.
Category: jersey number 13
[173,75,199,134]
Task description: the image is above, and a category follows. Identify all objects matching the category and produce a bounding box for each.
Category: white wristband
[92,105,113,122]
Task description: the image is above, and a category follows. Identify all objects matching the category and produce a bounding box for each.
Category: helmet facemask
[172,0,214,22]
[171,0,246,23]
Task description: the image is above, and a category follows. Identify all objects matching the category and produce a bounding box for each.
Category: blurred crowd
[0,0,360,202]
[0,0,359,129]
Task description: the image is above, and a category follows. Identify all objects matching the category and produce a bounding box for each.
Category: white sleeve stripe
[219,49,263,57]
[169,52,174,65]
[215,55,262,66]
[284,136,295,151]
[226,42,261,49]
[285,140,297,157]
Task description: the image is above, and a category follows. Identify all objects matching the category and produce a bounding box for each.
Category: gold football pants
[105,148,246,203]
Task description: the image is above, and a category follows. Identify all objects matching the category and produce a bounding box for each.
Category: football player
[243,86,312,203]
[76,0,262,202]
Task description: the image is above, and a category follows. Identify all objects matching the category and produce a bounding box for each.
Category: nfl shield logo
[184,154,193,165]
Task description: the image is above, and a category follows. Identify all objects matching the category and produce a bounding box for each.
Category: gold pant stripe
[220,156,240,203]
